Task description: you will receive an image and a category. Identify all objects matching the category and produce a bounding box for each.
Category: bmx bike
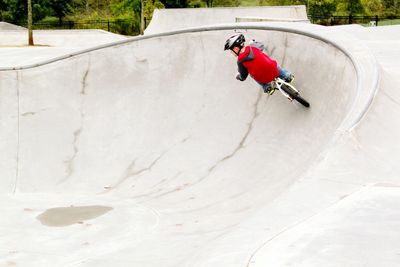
[269,77,310,108]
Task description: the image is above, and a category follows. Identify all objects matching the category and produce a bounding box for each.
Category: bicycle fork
[275,82,294,101]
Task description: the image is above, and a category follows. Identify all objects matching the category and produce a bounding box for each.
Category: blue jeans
[278,66,292,81]
[259,65,292,91]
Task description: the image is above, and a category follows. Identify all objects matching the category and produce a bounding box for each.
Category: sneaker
[263,86,275,95]
[285,74,295,83]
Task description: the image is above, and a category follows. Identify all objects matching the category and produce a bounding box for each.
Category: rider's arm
[236,61,248,81]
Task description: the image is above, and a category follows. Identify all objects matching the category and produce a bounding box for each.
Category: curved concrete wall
[0,24,379,266]
[6,29,356,193]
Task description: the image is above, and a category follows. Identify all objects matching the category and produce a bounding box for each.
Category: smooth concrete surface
[0,22,25,30]
[144,6,307,34]
[236,16,310,23]
[0,22,399,267]
[0,30,127,68]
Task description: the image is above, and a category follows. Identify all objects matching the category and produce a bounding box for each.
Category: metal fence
[20,19,143,36]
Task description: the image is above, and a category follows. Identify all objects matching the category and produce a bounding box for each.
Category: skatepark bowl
[2,21,400,267]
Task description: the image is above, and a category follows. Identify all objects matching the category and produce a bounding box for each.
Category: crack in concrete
[101,135,190,194]
[81,67,89,95]
[13,71,21,194]
[61,128,82,183]
[21,111,36,116]
[280,35,289,66]
[204,91,262,179]
[59,59,90,184]
[140,92,263,201]
[103,150,168,193]
[133,172,183,201]
[382,90,400,107]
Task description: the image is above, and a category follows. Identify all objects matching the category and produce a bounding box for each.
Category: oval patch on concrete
[37,205,113,227]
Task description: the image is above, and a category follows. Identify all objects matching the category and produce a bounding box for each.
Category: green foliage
[336,0,364,15]
[160,0,188,8]
[187,0,203,7]
[110,0,140,15]
[112,13,140,34]
[382,0,400,15]
[199,0,240,7]
[108,0,144,34]
[261,0,305,5]
[144,0,165,19]
[308,0,336,17]
[361,0,383,15]
[49,0,72,22]
[1,0,51,22]
[213,0,240,7]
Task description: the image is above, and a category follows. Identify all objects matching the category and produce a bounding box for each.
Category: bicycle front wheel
[281,84,310,108]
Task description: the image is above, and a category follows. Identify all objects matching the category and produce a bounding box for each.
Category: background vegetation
[0,0,399,34]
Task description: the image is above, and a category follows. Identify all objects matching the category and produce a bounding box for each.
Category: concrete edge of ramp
[144,6,308,34]
[0,23,379,132]
[0,22,26,30]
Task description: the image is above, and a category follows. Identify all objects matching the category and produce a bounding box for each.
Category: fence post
[108,20,110,32]
[68,21,73,29]
[349,14,353,24]
[375,15,379,26]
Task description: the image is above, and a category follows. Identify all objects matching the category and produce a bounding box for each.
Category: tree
[0,0,6,20]
[143,0,164,19]
[337,0,364,15]
[308,0,336,17]
[212,0,240,7]
[381,0,400,15]
[111,0,141,15]
[28,0,33,45]
[2,0,50,23]
[361,0,383,15]
[49,0,72,24]
[262,0,305,4]
[160,0,187,8]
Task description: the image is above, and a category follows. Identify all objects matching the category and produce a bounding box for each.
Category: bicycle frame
[272,77,299,101]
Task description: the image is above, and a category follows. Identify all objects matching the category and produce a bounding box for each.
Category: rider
[224,33,294,95]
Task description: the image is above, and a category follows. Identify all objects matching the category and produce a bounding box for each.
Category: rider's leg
[260,82,275,95]
[278,66,294,83]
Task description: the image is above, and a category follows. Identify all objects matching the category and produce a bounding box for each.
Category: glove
[236,73,244,81]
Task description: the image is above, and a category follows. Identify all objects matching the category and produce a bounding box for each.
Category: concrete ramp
[0,30,127,69]
[144,6,308,34]
[1,23,394,266]
[0,22,25,30]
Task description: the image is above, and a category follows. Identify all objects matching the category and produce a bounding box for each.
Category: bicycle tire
[293,94,310,108]
[281,84,310,108]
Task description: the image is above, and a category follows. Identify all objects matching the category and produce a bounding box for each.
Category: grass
[376,18,400,26]
[361,18,400,27]
[239,0,259,6]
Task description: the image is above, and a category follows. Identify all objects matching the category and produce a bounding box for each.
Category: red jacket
[237,46,279,84]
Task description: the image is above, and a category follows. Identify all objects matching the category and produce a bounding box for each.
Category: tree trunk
[140,0,144,34]
[27,0,34,46]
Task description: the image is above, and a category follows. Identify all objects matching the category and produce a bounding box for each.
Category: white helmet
[224,34,245,51]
